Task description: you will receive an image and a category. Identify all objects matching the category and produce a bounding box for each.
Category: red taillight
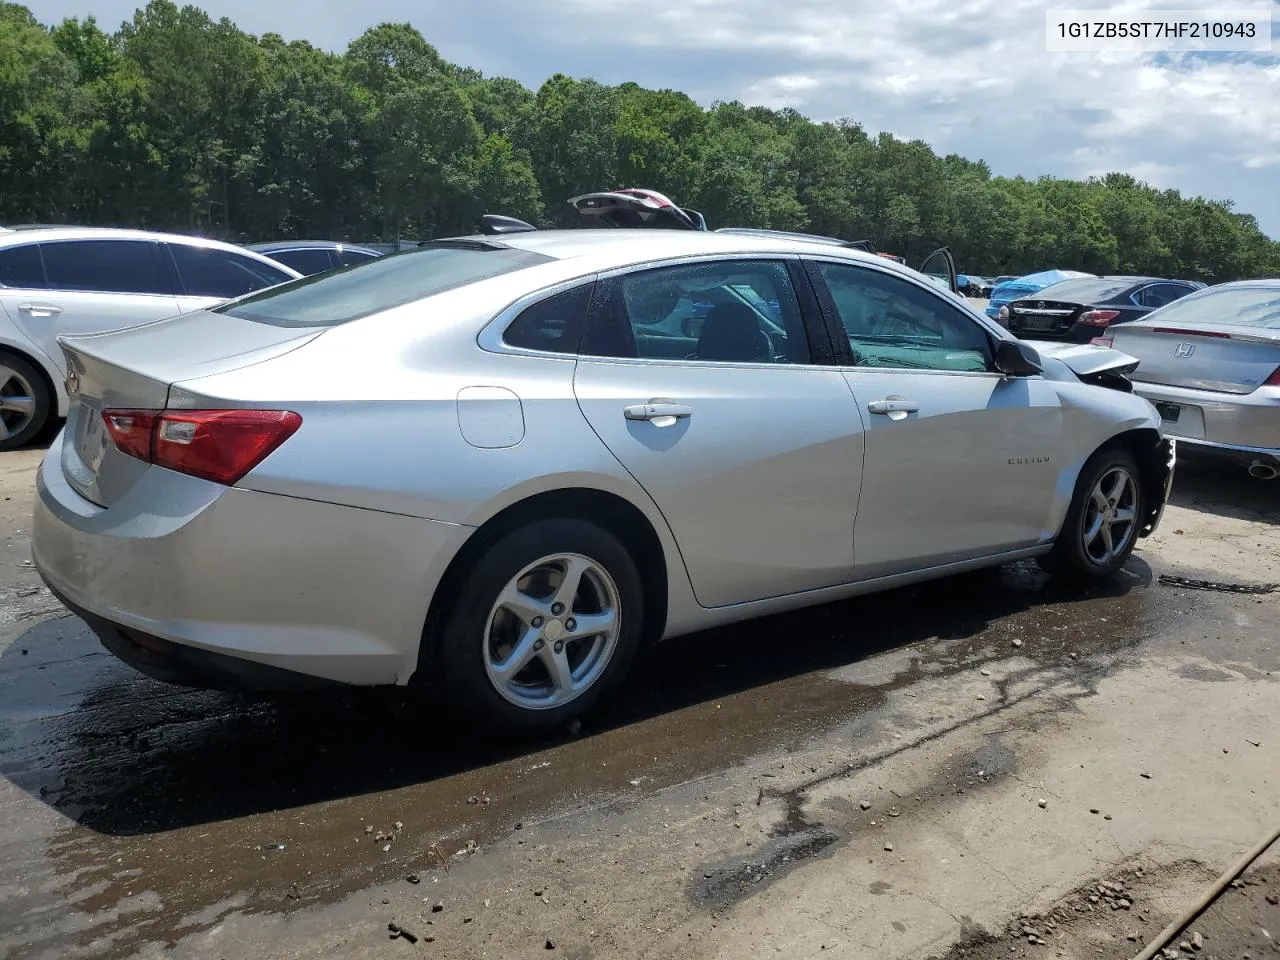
[1090,336,1114,348]
[102,410,157,460]
[1264,366,1280,387]
[1079,309,1120,327]
[102,408,302,485]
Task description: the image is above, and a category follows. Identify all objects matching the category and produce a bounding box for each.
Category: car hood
[1032,340,1140,376]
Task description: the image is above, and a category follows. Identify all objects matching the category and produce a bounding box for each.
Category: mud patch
[954,734,1017,791]
[1177,663,1235,683]
[924,859,1219,960]
[689,826,841,910]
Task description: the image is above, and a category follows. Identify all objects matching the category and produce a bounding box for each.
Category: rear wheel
[1041,447,1144,579]
[0,353,52,451]
[431,518,644,734]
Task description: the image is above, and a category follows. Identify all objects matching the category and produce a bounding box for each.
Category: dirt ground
[0,444,1277,960]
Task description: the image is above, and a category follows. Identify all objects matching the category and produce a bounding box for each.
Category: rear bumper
[32,430,473,689]
[1129,380,1280,454]
[1166,436,1280,467]
[44,584,340,691]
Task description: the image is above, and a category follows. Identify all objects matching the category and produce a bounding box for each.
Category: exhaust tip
[1247,461,1279,480]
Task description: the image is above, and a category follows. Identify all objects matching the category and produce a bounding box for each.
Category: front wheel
[1041,447,1145,579]
[430,518,645,734]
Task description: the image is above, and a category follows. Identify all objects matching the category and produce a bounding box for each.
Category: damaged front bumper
[1139,436,1176,538]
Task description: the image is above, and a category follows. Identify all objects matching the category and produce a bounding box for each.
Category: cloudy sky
[26,0,1280,238]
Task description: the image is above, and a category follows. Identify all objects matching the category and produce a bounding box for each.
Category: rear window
[1145,285,1280,330]
[1033,278,1135,302]
[0,244,46,289]
[219,241,553,328]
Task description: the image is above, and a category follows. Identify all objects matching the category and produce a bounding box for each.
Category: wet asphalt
[0,456,1276,958]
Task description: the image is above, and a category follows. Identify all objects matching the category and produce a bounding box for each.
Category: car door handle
[18,303,62,318]
[867,399,919,415]
[624,402,692,422]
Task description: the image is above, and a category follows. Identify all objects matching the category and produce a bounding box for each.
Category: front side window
[170,244,294,299]
[40,240,171,296]
[815,261,992,372]
[338,248,378,267]
[0,244,46,289]
[585,259,811,364]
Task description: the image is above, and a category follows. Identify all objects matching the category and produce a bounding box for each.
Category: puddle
[0,557,1270,957]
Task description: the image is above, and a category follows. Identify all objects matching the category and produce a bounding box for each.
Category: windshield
[219,242,552,327]
[1147,285,1280,329]
[1031,278,1135,303]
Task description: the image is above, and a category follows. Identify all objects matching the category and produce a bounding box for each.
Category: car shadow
[0,555,1153,839]
[1169,456,1279,526]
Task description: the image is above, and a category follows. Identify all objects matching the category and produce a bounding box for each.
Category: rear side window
[0,245,46,289]
[270,248,335,276]
[503,283,594,354]
[40,239,171,295]
[1137,283,1191,308]
[220,241,553,328]
[170,244,294,298]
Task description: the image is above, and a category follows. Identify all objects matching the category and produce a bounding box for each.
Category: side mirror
[682,315,704,339]
[992,338,1043,377]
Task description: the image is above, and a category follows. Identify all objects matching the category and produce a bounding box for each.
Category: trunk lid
[1006,298,1085,336]
[1109,321,1280,394]
[568,190,706,230]
[59,310,323,506]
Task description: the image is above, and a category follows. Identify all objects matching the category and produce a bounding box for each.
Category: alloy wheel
[483,553,622,710]
[1082,466,1138,565]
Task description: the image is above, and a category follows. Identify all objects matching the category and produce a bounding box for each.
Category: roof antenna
[479,214,537,235]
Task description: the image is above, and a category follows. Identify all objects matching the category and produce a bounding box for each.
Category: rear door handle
[867,399,919,415]
[624,402,692,423]
[19,303,62,318]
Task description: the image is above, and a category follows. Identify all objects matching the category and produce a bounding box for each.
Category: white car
[0,226,301,449]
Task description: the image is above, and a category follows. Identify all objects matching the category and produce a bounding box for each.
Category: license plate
[1154,402,1181,423]
[77,405,109,471]
[1020,315,1059,331]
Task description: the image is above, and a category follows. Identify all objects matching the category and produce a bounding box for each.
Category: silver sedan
[32,230,1174,731]
[1101,279,1280,480]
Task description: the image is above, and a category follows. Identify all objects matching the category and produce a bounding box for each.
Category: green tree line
[3,0,1278,280]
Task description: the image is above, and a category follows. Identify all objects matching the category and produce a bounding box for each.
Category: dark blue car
[247,240,382,276]
[1004,276,1203,343]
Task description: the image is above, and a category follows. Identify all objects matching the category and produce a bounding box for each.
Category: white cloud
[25,0,1280,236]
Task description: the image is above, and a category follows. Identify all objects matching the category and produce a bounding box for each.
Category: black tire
[429,518,645,735]
[0,352,53,452]
[1040,445,1145,579]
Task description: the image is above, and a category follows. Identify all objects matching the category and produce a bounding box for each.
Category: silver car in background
[32,230,1173,733]
[1101,279,1280,479]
